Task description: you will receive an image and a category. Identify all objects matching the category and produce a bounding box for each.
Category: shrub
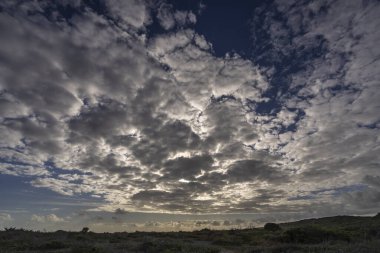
[70,245,103,253]
[139,241,182,253]
[264,223,281,232]
[282,226,350,244]
[368,227,380,238]
[38,240,67,250]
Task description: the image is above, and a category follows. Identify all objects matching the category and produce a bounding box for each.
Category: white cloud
[0,0,379,219]
[156,3,175,30]
[156,2,197,30]
[31,214,65,223]
[106,0,151,30]
[247,0,380,213]
[0,213,12,221]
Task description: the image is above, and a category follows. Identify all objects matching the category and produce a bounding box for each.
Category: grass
[0,214,380,253]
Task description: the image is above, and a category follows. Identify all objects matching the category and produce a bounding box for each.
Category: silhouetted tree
[81,227,89,233]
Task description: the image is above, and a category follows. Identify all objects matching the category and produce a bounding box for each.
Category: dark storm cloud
[176,181,213,194]
[344,188,380,209]
[364,175,380,189]
[79,153,142,176]
[343,175,380,210]
[131,189,189,203]
[161,154,213,180]
[129,120,202,167]
[299,166,343,181]
[226,160,289,183]
[3,114,61,140]
[2,113,64,155]
[197,171,227,189]
[214,188,288,213]
[67,99,128,143]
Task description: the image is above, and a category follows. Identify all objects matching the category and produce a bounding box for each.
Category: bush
[139,241,182,253]
[282,226,350,244]
[368,227,380,238]
[264,223,281,232]
[38,240,67,250]
[70,245,104,253]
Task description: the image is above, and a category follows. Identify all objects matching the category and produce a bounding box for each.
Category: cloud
[156,2,197,30]
[31,214,65,223]
[0,213,12,222]
[247,0,380,212]
[226,160,289,184]
[131,189,189,209]
[67,99,129,143]
[161,154,214,180]
[342,175,380,209]
[105,0,152,29]
[156,3,176,30]
[0,0,379,221]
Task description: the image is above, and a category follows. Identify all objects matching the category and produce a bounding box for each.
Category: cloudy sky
[0,0,379,232]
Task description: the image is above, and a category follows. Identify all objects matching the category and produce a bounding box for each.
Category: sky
[0,0,379,232]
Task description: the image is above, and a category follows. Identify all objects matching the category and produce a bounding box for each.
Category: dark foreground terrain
[1,214,380,253]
